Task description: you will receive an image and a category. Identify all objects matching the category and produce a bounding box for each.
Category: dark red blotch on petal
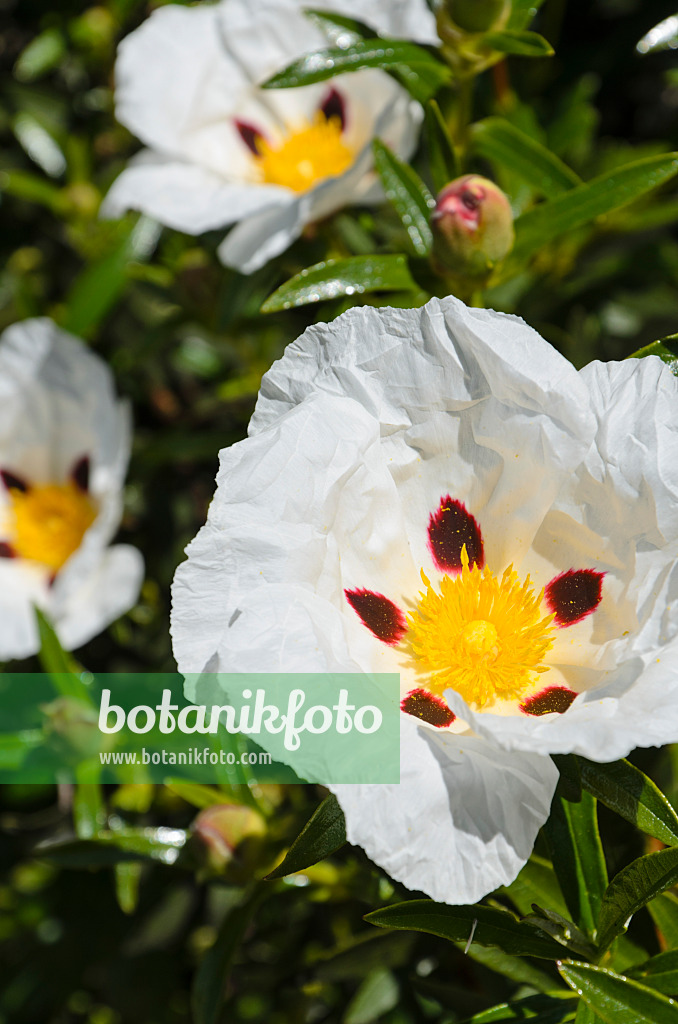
[0,542,16,558]
[546,569,604,626]
[1,470,28,493]
[71,455,90,493]
[345,588,407,645]
[235,120,265,156]
[401,688,456,728]
[428,496,484,573]
[520,686,577,716]
[319,88,346,129]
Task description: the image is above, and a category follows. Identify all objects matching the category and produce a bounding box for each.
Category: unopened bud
[193,804,266,871]
[431,175,514,278]
[447,0,508,33]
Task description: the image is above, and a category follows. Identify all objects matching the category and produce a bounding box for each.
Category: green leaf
[460,942,560,994]
[114,861,142,915]
[501,854,569,919]
[364,901,566,960]
[262,39,452,105]
[14,28,66,82]
[649,892,678,948]
[36,827,187,867]
[35,608,93,706]
[0,169,65,213]
[73,778,106,839]
[60,215,160,338]
[373,139,435,256]
[543,792,607,938]
[461,996,576,1023]
[629,950,678,996]
[471,118,581,198]
[302,8,370,44]
[511,153,678,265]
[524,905,597,960]
[559,960,678,1023]
[484,30,554,57]
[0,731,43,771]
[578,757,678,848]
[628,335,678,375]
[265,793,346,879]
[192,886,266,1024]
[425,99,460,192]
[261,254,417,312]
[574,1002,603,1024]
[507,0,547,30]
[597,846,678,952]
[164,780,231,809]
[344,968,399,1024]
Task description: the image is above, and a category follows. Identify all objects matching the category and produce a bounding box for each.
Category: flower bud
[447,0,508,33]
[193,804,266,872]
[431,175,514,278]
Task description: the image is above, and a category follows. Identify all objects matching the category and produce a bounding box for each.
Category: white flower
[102,0,437,274]
[171,296,678,905]
[0,318,144,660]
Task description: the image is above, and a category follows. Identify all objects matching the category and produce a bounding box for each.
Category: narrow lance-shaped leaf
[425,99,460,193]
[510,153,678,265]
[364,900,566,960]
[578,756,678,848]
[628,334,678,376]
[629,949,678,996]
[461,995,577,1023]
[302,8,371,43]
[261,255,417,313]
[373,138,434,256]
[471,118,581,198]
[649,891,678,948]
[597,845,678,952]
[35,608,93,706]
[543,792,607,938]
[483,30,554,57]
[266,793,346,879]
[559,960,678,1023]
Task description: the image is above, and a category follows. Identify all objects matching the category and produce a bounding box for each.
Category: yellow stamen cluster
[407,547,555,708]
[257,115,354,192]
[8,483,96,572]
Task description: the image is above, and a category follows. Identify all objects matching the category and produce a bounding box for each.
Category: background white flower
[171,296,678,904]
[102,0,436,274]
[0,318,144,660]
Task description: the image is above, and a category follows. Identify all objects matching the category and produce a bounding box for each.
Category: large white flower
[0,319,144,660]
[102,0,437,274]
[171,296,678,905]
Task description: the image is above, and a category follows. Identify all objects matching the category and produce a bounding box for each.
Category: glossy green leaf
[192,886,266,1024]
[543,792,607,938]
[364,900,566,959]
[574,1002,602,1024]
[35,608,93,705]
[501,854,569,919]
[266,793,346,879]
[559,960,678,1023]
[578,757,678,847]
[460,942,559,994]
[36,826,187,867]
[461,994,575,1023]
[507,0,547,30]
[629,335,678,376]
[302,8,370,44]
[262,39,452,104]
[649,892,678,947]
[511,153,678,264]
[484,30,554,57]
[597,846,678,952]
[344,968,399,1024]
[629,950,678,996]
[61,215,160,338]
[425,99,460,192]
[471,118,581,198]
[524,905,597,960]
[261,254,417,312]
[637,15,678,55]
[373,138,434,256]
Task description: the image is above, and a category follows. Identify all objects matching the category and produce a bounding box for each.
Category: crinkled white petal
[331,718,558,905]
[0,318,141,658]
[101,153,292,235]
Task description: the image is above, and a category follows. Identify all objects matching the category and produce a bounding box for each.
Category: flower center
[7,483,96,572]
[407,547,555,708]
[257,115,354,192]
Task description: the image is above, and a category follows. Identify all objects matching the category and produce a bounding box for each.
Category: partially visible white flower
[102,0,437,274]
[0,318,143,660]
[171,296,678,905]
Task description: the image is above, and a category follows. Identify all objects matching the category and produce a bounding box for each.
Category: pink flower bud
[447,0,508,33]
[431,175,514,278]
[193,804,266,871]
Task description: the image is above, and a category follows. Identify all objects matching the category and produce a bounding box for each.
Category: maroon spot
[401,688,456,728]
[235,120,265,156]
[71,455,90,493]
[0,541,16,558]
[546,569,604,626]
[345,588,407,645]
[1,470,28,492]
[319,87,346,129]
[461,188,481,211]
[520,686,577,716]
[428,496,484,573]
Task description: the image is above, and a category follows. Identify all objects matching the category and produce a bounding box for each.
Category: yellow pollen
[257,114,354,192]
[7,483,96,572]
[406,546,556,708]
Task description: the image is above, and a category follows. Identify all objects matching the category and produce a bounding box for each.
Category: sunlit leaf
[266,793,346,879]
[484,30,554,57]
[543,792,607,938]
[261,254,417,312]
[629,949,678,996]
[425,99,460,192]
[637,14,678,55]
[628,334,678,376]
[578,757,678,847]
[471,118,581,198]
[649,892,678,948]
[373,138,435,256]
[36,826,188,867]
[597,846,678,952]
[559,960,678,1023]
